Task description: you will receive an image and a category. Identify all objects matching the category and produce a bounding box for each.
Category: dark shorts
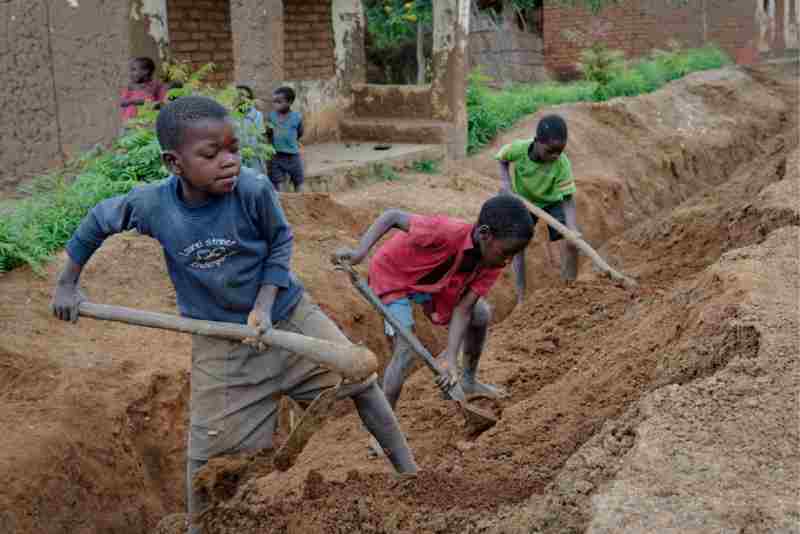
[268,152,304,188]
[531,203,566,242]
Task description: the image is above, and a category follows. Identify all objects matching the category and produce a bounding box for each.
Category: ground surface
[0,63,797,534]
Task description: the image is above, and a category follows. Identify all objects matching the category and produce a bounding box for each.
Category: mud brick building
[471,0,799,81]
[542,0,800,77]
[1,0,470,190]
[1,0,798,188]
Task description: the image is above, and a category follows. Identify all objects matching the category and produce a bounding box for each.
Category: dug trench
[0,62,796,534]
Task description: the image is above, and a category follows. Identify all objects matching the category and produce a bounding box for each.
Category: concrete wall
[469,28,547,83]
[469,7,548,84]
[543,0,799,78]
[129,0,170,69]
[431,0,471,158]
[166,0,233,83]
[0,0,127,191]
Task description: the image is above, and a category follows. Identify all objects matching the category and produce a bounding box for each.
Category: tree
[365,0,433,84]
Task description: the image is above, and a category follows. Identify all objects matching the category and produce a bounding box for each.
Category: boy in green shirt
[496,114,579,304]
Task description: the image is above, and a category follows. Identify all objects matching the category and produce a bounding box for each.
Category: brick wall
[167,0,233,83]
[543,0,757,78]
[284,0,336,81]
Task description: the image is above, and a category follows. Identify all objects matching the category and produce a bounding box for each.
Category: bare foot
[461,380,509,400]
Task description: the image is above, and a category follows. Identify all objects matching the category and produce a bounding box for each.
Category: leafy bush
[0,62,274,273]
[578,43,626,93]
[467,44,731,153]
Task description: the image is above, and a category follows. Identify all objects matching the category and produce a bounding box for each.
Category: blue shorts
[383,293,432,336]
[269,152,304,188]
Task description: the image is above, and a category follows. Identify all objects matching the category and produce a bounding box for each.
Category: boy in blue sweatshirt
[51,96,417,533]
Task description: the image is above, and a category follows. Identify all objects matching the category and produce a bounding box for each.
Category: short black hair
[536,114,568,144]
[477,195,534,241]
[133,57,156,76]
[156,96,229,151]
[236,85,255,100]
[274,86,296,104]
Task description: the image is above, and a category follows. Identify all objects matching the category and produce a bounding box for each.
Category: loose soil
[0,62,797,534]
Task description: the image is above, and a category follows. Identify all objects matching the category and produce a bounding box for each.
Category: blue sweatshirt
[66,168,304,324]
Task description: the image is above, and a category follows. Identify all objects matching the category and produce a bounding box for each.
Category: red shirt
[368,215,502,325]
[120,80,167,121]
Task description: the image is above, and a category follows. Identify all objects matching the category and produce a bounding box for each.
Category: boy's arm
[296,116,304,140]
[52,193,147,322]
[258,184,294,290]
[247,284,278,335]
[440,290,480,378]
[561,194,577,229]
[52,257,86,322]
[332,209,411,266]
[248,185,294,332]
[495,142,518,193]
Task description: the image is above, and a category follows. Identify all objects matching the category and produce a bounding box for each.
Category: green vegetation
[0,63,273,274]
[411,158,441,174]
[467,44,731,153]
[370,162,403,182]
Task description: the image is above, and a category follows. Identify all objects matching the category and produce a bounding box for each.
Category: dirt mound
[486,225,799,534]
[0,62,797,534]
[188,63,799,533]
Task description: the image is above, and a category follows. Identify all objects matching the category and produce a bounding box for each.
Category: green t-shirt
[495,139,576,207]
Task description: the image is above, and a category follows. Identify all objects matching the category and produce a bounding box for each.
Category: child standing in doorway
[120,57,167,122]
[267,86,305,192]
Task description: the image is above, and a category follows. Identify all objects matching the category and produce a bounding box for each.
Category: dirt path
[0,62,797,534]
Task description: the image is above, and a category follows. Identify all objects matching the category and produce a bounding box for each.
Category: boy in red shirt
[334,195,533,409]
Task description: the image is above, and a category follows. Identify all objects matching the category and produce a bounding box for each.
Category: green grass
[0,129,167,273]
[411,158,441,174]
[467,44,732,154]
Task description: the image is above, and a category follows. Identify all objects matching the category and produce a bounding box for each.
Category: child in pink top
[120,57,167,122]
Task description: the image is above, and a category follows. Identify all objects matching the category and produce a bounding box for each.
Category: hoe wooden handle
[518,196,638,289]
[78,302,377,381]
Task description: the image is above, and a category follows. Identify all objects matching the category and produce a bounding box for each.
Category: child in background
[52,96,417,534]
[267,86,305,192]
[120,57,167,122]
[496,114,579,304]
[234,84,267,174]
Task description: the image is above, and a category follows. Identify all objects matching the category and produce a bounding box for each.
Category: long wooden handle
[337,266,454,381]
[78,302,377,381]
[338,266,472,405]
[518,196,638,289]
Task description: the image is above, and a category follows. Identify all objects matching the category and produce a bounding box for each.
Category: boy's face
[129,60,151,84]
[477,229,530,268]
[272,93,291,113]
[163,118,241,199]
[533,138,566,163]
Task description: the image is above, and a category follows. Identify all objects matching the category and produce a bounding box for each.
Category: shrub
[0,62,274,273]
